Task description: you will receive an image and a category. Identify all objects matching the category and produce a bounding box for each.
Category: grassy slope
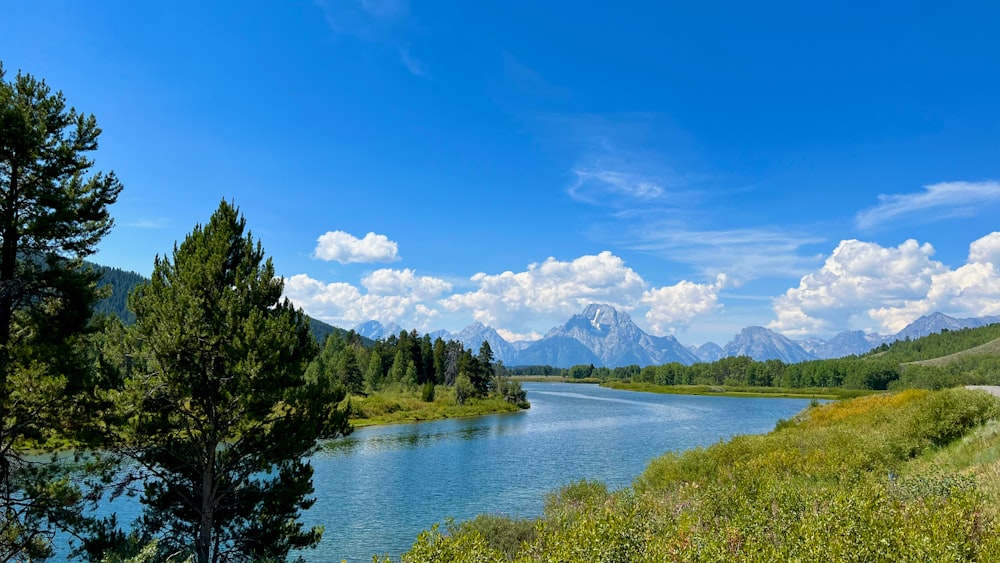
[909,336,1000,367]
[387,388,1000,562]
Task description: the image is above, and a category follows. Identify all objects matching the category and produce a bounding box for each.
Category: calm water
[298,382,812,562]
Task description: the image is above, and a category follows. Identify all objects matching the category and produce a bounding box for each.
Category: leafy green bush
[455,515,537,560]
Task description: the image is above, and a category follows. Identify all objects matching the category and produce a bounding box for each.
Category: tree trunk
[197,443,216,563]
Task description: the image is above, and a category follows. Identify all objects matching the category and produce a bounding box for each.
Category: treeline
[533,356,900,390]
[307,329,527,406]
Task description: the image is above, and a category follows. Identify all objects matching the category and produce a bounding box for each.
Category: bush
[911,388,1000,446]
[420,381,435,402]
[455,515,537,560]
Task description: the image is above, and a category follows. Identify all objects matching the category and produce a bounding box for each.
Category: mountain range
[354,306,1000,369]
[87,262,998,369]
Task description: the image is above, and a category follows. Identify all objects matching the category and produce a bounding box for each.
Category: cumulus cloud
[496,328,543,342]
[642,274,728,334]
[313,231,400,264]
[362,268,451,299]
[441,251,726,336]
[440,251,648,327]
[856,180,1000,230]
[770,233,1000,336]
[283,269,448,330]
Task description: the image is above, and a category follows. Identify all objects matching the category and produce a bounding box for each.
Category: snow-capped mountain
[518,304,699,368]
[351,310,1000,369]
[723,326,816,363]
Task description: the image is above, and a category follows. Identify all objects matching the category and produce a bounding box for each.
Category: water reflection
[299,382,813,562]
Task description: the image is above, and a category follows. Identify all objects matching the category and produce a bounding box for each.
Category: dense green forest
[306,328,529,425]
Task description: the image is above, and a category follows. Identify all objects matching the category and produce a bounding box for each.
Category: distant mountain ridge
[353,309,1000,369]
[723,326,815,363]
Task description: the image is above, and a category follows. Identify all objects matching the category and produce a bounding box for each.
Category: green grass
[383,388,1000,562]
[348,386,528,427]
[909,336,1000,367]
[600,380,874,399]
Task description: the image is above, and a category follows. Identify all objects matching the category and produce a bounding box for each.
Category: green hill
[910,336,1000,367]
[865,323,1000,363]
[87,262,353,344]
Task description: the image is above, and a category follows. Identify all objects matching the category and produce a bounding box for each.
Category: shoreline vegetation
[385,387,1000,562]
[599,380,874,400]
[347,386,529,427]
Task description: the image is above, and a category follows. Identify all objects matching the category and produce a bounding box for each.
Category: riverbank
[600,379,874,399]
[347,387,528,427]
[390,387,1000,562]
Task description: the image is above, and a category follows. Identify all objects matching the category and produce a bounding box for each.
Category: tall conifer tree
[108,201,350,563]
[0,62,122,560]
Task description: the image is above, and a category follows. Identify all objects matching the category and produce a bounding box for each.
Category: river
[296,382,812,562]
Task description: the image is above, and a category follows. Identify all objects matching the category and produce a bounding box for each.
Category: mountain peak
[724,326,815,363]
[535,304,697,367]
[580,303,625,329]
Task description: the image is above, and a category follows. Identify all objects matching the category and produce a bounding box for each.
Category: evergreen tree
[102,202,350,563]
[0,62,122,559]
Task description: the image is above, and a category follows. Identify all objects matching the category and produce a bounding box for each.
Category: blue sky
[4,1,999,345]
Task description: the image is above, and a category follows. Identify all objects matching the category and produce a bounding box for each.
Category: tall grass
[385,388,1000,562]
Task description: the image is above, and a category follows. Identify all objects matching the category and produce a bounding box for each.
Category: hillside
[88,262,350,344]
[910,336,1000,367]
[865,323,1000,363]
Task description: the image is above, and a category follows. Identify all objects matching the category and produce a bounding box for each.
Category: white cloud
[441,251,648,327]
[642,274,728,334]
[770,233,1000,336]
[496,328,543,342]
[362,268,451,299]
[313,230,400,264]
[284,269,448,330]
[441,251,725,336]
[856,180,1000,230]
[969,232,1000,266]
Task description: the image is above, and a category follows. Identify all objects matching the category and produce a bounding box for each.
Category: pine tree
[103,201,350,563]
[0,62,122,560]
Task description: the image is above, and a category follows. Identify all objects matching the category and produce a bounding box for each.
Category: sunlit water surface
[301,382,811,561]
[68,382,812,562]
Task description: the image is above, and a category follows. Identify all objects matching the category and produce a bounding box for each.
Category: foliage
[96,202,351,563]
[347,386,525,427]
[0,61,123,560]
[865,324,1000,363]
[386,388,1000,562]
